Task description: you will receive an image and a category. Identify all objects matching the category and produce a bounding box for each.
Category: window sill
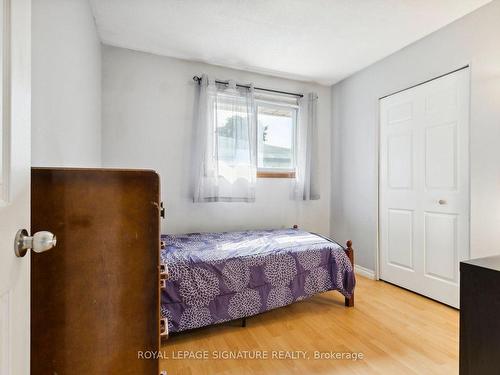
[257,171,296,179]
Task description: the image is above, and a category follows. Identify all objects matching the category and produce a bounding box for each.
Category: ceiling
[89,0,491,85]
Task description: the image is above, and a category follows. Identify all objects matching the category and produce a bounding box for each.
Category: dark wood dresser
[460,256,500,375]
[31,168,162,374]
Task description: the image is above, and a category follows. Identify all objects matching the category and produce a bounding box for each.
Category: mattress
[160,228,355,333]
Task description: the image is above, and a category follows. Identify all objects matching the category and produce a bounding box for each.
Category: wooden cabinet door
[31,168,161,374]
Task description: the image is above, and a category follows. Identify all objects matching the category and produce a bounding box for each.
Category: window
[212,95,297,180]
[215,99,252,168]
[256,102,297,178]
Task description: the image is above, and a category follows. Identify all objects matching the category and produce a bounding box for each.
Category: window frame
[255,100,298,179]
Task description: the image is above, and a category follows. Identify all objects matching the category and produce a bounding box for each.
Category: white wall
[32,0,101,167]
[101,46,332,235]
[331,0,500,271]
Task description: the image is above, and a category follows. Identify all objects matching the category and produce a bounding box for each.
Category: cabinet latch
[160,264,168,289]
[160,318,169,339]
[160,202,165,219]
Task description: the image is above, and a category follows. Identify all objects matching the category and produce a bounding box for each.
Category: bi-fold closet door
[379,68,469,308]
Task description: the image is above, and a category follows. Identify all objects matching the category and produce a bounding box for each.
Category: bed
[160,227,355,335]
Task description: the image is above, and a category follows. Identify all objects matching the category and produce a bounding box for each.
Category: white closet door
[379,68,469,308]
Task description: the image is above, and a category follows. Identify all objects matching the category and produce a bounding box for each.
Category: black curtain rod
[192,76,304,98]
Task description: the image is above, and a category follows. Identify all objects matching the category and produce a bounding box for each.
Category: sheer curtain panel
[193,75,257,202]
[294,92,320,201]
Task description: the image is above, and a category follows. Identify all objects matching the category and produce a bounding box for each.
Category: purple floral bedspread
[160,229,355,333]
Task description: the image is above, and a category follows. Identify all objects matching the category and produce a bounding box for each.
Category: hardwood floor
[161,276,458,374]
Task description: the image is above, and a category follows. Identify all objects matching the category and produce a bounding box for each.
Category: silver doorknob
[438,199,447,205]
[14,229,57,257]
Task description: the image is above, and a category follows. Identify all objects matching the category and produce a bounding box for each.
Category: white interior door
[379,68,470,308]
[0,0,31,374]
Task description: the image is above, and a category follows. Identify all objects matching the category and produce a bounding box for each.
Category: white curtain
[294,92,320,200]
[193,74,257,202]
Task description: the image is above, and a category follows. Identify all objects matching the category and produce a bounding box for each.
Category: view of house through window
[215,99,297,177]
[214,95,256,185]
[257,103,296,173]
[216,107,251,168]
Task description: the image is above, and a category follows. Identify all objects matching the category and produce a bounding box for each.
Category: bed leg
[344,240,355,308]
[241,317,247,327]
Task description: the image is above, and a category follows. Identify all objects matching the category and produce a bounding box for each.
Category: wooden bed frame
[162,225,355,338]
[292,224,354,307]
[344,240,355,307]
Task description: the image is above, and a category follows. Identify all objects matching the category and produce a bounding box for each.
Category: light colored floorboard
[161,276,458,374]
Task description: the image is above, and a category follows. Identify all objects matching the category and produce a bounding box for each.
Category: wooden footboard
[293,225,355,307]
[344,240,354,307]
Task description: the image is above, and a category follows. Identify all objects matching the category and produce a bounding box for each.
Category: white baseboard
[354,264,376,280]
